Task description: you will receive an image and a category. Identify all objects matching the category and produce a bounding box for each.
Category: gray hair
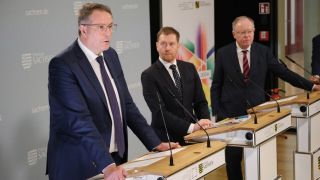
[232,16,255,32]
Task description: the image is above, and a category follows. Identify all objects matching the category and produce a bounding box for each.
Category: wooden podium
[249,91,320,180]
[89,141,226,180]
[185,109,292,180]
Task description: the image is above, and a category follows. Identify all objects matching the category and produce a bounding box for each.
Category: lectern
[251,91,320,180]
[89,141,226,180]
[185,109,292,180]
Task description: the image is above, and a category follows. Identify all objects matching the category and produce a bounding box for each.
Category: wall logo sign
[115,40,140,55]
[21,53,52,70]
[25,8,48,16]
[32,104,49,114]
[73,1,84,16]
[122,4,139,10]
[27,147,47,166]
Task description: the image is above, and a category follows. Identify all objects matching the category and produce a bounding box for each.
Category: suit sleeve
[264,47,313,91]
[312,35,320,75]
[48,57,113,172]
[141,71,191,137]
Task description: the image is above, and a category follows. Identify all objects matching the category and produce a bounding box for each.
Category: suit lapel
[73,41,109,110]
[229,44,244,83]
[249,43,258,79]
[155,60,181,97]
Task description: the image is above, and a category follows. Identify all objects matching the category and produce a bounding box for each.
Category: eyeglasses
[236,29,254,36]
[81,23,117,32]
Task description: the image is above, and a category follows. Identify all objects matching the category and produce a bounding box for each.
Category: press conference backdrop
[0,0,152,179]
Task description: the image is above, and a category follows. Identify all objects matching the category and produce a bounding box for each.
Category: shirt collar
[159,57,177,69]
[236,42,251,53]
[77,38,103,62]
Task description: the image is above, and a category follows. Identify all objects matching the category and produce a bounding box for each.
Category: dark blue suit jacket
[312,34,320,75]
[211,42,313,119]
[46,40,161,179]
[141,60,209,145]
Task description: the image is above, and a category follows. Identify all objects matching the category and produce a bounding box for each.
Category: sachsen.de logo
[21,53,52,70]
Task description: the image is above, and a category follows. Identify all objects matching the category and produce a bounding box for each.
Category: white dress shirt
[78,38,122,153]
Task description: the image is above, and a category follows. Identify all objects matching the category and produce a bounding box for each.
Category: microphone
[156,91,174,166]
[285,55,313,76]
[226,76,258,124]
[283,56,311,99]
[278,58,288,68]
[166,89,211,148]
[297,79,310,99]
[247,78,281,113]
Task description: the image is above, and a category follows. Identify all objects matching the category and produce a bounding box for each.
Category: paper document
[212,115,251,127]
[258,95,297,106]
[124,147,186,170]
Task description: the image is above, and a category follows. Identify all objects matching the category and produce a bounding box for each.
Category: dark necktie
[169,64,182,101]
[96,56,125,157]
[242,50,250,81]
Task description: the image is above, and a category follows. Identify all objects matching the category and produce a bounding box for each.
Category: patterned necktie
[242,50,250,81]
[169,64,182,101]
[96,56,125,157]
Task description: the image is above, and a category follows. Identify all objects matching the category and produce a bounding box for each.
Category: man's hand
[155,142,181,151]
[193,119,213,132]
[312,84,320,91]
[310,75,320,84]
[103,164,127,180]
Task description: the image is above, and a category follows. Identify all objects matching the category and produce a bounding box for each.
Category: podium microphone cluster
[226,76,258,124]
[156,91,174,166]
[166,89,211,148]
[247,78,281,113]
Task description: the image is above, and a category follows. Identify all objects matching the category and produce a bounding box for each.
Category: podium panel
[296,112,320,153]
[294,148,320,180]
[248,91,320,180]
[244,137,278,180]
[185,109,291,180]
[89,141,226,180]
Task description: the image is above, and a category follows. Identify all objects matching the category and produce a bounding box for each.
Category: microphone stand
[285,55,313,75]
[226,76,258,124]
[167,89,211,148]
[156,91,174,166]
[247,78,281,113]
[284,56,311,99]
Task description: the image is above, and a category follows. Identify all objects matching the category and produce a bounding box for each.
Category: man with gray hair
[211,16,320,180]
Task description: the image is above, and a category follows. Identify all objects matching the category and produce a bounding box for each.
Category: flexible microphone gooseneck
[247,78,281,113]
[166,89,211,148]
[156,91,174,166]
[285,55,313,76]
[226,76,258,124]
[283,56,311,99]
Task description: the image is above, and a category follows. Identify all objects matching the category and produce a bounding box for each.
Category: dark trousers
[225,146,243,180]
[216,114,244,180]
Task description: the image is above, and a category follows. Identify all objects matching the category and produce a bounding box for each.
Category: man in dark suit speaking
[46,3,178,180]
[211,16,320,180]
[141,27,212,145]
